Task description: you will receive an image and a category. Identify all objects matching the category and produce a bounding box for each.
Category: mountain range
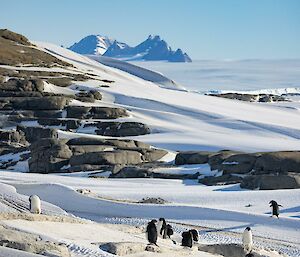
[68,34,192,62]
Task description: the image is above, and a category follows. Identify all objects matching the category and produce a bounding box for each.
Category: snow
[0,42,299,256]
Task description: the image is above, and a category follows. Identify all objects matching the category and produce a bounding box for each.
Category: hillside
[0,29,299,257]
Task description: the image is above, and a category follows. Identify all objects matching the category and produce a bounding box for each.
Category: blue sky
[1,0,299,59]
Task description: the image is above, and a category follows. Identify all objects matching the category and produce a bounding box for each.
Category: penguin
[166,224,176,244]
[242,227,253,254]
[29,195,41,214]
[181,231,193,248]
[189,229,199,242]
[156,218,167,238]
[146,219,158,246]
[269,200,282,218]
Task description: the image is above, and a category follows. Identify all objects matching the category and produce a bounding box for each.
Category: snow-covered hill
[69,34,192,62]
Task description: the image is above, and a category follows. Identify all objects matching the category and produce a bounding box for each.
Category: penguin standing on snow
[156,218,167,238]
[242,227,253,254]
[29,195,41,214]
[146,219,158,245]
[166,224,176,244]
[269,200,283,218]
[189,229,199,243]
[181,231,193,248]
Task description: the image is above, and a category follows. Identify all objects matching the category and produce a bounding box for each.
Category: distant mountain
[68,35,128,55]
[69,35,192,62]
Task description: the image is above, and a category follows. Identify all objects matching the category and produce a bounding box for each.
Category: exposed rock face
[222,153,259,174]
[29,138,72,173]
[1,78,44,92]
[199,174,242,186]
[209,92,286,103]
[208,150,242,171]
[69,150,143,166]
[75,90,102,102]
[254,151,300,174]
[37,119,81,130]
[0,129,27,145]
[175,151,214,165]
[111,166,151,178]
[241,173,300,190]
[66,106,128,119]
[17,126,58,143]
[96,122,151,137]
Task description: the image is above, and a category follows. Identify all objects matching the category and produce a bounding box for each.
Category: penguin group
[146,218,175,246]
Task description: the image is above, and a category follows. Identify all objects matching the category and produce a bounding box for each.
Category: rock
[91,90,102,100]
[10,96,69,110]
[0,129,27,144]
[198,243,262,257]
[110,166,151,178]
[96,122,150,137]
[142,148,168,162]
[70,145,114,155]
[199,174,242,186]
[175,151,214,165]
[100,242,146,256]
[75,91,95,103]
[138,197,168,204]
[37,119,81,130]
[90,107,128,119]
[254,151,300,174]
[66,106,91,119]
[145,244,161,253]
[69,150,143,166]
[65,120,81,130]
[258,94,286,102]
[29,138,72,173]
[241,173,300,190]
[208,150,242,171]
[66,164,112,173]
[222,153,259,174]
[17,126,58,143]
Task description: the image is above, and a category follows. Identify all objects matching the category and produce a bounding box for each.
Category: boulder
[96,122,151,137]
[100,242,145,256]
[66,106,91,119]
[175,151,214,165]
[29,138,72,173]
[17,126,58,143]
[70,145,114,155]
[241,173,300,190]
[90,106,128,119]
[110,166,152,178]
[0,129,27,144]
[208,150,242,171]
[69,150,143,166]
[199,174,242,186]
[75,91,95,103]
[254,151,300,174]
[221,153,259,174]
[0,78,44,92]
[141,148,168,162]
[10,96,69,110]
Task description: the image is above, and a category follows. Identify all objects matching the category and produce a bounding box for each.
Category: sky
[1,0,299,59]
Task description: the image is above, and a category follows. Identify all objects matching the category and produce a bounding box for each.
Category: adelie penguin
[146,219,158,246]
[242,227,253,254]
[189,229,199,243]
[166,224,176,244]
[269,200,283,218]
[29,195,41,214]
[181,231,193,248]
[156,218,167,239]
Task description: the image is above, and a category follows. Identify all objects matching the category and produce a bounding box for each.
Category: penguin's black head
[245,227,251,231]
[159,217,165,222]
[150,219,157,223]
[269,200,276,205]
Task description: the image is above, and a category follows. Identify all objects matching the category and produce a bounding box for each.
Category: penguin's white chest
[30,195,41,214]
[242,230,253,252]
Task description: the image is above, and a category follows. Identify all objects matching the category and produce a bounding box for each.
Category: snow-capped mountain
[68,35,128,55]
[69,34,192,62]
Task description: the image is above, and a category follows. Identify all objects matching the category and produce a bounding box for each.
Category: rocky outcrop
[221,153,259,174]
[75,90,102,103]
[17,126,58,143]
[37,118,81,130]
[175,151,214,165]
[66,106,128,119]
[1,78,44,92]
[209,92,286,103]
[69,150,143,166]
[241,173,300,190]
[199,174,242,186]
[0,129,27,145]
[96,121,150,137]
[29,138,72,173]
[254,151,300,174]
[208,150,242,171]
